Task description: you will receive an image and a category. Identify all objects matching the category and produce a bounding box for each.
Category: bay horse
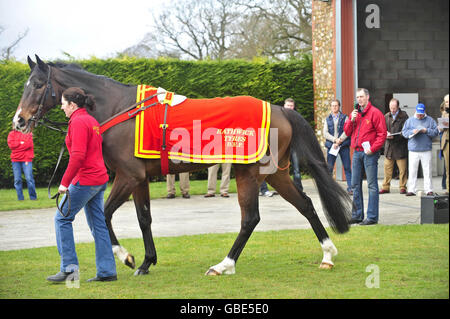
[14,55,352,276]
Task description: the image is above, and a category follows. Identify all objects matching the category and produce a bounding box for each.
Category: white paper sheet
[438,117,449,130]
[362,141,371,153]
[329,145,340,156]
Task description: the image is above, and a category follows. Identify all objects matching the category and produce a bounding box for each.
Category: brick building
[312,0,449,177]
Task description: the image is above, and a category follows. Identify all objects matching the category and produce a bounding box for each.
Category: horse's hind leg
[206,164,261,276]
[266,170,338,269]
[104,173,138,269]
[132,179,157,276]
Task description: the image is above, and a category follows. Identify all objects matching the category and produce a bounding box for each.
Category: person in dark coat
[380,98,409,194]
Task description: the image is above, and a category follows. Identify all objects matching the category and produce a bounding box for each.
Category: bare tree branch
[120,0,311,61]
[1,27,29,61]
[237,0,312,58]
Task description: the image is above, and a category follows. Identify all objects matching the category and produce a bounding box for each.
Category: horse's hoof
[125,254,136,269]
[134,268,149,276]
[319,262,334,269]
[205,268,221,276]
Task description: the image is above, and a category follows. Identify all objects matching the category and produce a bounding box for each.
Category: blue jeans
[351,150,380,222]
[55,182,116,277]
[327,146,352,192]
[260,181,269,193]
[12,161,37,200]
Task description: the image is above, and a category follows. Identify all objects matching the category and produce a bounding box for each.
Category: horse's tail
[282,108,352,234]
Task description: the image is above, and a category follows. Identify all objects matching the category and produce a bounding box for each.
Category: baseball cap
[416,103,425,114]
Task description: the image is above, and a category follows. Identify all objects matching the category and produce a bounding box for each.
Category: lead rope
[53,190,71,218]
[47,139,71,217]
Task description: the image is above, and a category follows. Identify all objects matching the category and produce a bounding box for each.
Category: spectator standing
[167,173,190,198]
[204,163,231,198]
[7,128,37,201]
[323,99,352,194]
[259,180,273,197]
[438,94,449,194]
[284,98,303,191]
[380,98,409,194]
[402,103,439,196]
[344,88,387,226]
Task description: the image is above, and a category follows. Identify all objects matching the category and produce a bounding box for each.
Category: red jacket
[61,108,109,187]
[7,130,34,162]
[343,102,387,153]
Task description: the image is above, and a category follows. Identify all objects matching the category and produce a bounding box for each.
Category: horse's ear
[35,54,48,72]
[27,56,36,70]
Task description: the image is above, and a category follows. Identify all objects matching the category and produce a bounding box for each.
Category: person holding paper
[380,98,409,194]
[344,88,387,226]
[401,103,439,196]
[438,94,449,194]
[323,99,352,194]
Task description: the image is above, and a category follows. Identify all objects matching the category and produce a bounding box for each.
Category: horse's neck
[57,70,137,123]
[90,85,137,124]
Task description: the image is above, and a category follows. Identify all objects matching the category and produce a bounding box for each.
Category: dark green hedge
[0,56,313,188]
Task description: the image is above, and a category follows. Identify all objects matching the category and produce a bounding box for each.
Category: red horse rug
[134,85,271,165]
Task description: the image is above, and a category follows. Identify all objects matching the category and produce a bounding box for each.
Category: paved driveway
[0,177,440,251]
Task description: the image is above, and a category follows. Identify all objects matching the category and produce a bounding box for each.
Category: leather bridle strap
[29,66,56,127]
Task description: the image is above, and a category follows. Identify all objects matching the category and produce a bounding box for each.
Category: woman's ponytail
[62,87,96,111]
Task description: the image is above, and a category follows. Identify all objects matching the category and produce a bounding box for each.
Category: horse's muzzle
[15,116,35,133]
[14,116,27,131]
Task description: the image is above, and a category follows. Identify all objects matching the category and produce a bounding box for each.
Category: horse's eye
[33,82,44,89]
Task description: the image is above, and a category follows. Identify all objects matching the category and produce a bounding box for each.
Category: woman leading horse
[46,87,117,283]
[14,55,352,276]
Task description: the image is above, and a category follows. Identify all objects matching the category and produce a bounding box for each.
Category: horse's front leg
[132,179,157,275]
[206,165,260,275]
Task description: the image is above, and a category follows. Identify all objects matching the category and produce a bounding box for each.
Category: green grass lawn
[0,225,448,299]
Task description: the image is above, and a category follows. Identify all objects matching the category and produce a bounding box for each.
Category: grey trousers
[206,163,232,195]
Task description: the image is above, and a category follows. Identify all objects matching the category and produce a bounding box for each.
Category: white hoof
[320,238,338,268]
[112,245,136,268]
[205,257,235,276]
[319,262,334,269]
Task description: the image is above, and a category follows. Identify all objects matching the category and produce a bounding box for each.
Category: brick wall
[312,0,335,147]
[357,0,449,118]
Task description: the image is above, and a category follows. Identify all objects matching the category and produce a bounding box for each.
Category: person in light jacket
[401,103,439,196]
[438,94,449,194]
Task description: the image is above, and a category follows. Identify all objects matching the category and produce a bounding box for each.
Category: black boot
[86,275,117,282]
[46,271,76,283]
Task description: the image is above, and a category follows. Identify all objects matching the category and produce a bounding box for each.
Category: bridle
[28,66,67,133]
[24,65,71,212]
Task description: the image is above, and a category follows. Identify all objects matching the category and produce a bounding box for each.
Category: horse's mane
[48,61,134,88]
[48,61,83,69]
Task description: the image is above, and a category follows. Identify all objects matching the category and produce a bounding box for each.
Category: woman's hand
[58,185,68,194]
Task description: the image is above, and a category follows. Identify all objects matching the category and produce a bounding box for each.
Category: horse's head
[13,55,58,133]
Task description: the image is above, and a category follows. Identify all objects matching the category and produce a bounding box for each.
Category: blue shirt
[402,115,439,152]
[391,110,399,120]
[332,114,339,122]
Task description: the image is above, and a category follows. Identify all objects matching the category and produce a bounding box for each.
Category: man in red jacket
[344,88,387,225]
[7,129,37,200]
